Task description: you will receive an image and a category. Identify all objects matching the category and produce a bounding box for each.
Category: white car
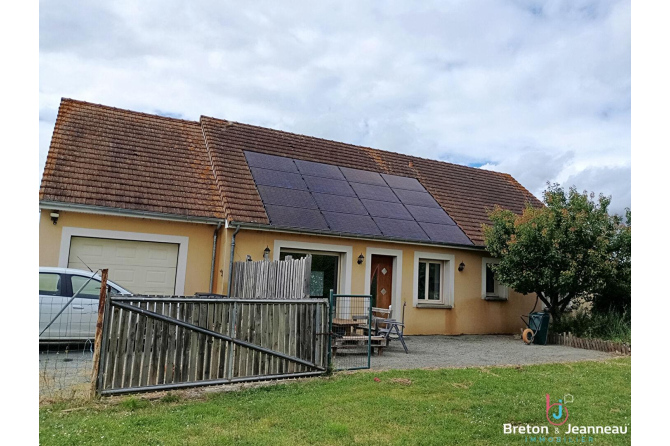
[39,267,132,341]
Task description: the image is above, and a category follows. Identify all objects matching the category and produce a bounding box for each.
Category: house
[39,98,544,335]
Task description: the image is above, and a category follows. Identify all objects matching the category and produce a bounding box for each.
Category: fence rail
[232,256,312,299]
[548,332,631,355]
[96,296,329,395]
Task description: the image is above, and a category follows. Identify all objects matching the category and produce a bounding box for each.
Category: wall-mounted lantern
[263,246,271,260]
[458,262,465,272]
[50,211,60,225]
[357,253,365,265]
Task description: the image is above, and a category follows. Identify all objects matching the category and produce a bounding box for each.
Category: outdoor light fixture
[50,211,60,225]
[458,262,465,272]
[357,253,365,265]
[246,255,252,262]
[263,246,271,260]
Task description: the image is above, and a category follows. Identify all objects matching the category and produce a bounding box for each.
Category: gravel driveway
[371,335,614,370]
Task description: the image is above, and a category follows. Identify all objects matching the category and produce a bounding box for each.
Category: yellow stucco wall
[40,211,536,335]
[224,228,537,336]
[39,211,217,295]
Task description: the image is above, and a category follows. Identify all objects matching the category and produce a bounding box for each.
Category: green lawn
[40,358,631,445]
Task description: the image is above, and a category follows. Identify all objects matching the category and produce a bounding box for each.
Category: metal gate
[328,292,373,371]
[95,296,329,395]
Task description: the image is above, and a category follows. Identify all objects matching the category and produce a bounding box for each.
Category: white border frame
[364,247,403,316]
[413,251,455,308]
[272,239,352,295]
[58,227,189,295]
[481,257,509,300]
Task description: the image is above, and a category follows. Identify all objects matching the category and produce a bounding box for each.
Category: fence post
[367,296,372,369]
[90,269,108,398]
[327,290,334,370]
[225,301,239,380]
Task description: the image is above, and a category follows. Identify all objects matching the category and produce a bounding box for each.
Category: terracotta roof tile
[41,99,542,245]
[199,117,542,245]
[40,99,225,219]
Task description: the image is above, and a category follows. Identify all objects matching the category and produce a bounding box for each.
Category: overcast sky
[39,0,631,215]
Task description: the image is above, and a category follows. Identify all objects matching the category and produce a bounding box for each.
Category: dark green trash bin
[529,312,550,345]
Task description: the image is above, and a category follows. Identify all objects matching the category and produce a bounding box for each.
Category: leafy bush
[551,308,631,343]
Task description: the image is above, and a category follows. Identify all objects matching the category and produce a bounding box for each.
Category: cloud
[563,165,631,216]
[39,0,630,211]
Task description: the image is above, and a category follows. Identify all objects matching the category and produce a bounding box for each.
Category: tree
[482,184,630,322]
[590,208,631,314]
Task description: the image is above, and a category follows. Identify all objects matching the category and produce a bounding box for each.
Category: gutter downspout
[209,222,222,293]
[226,225,242,297]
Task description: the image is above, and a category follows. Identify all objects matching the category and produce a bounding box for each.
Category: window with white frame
[413,252,454,308]
[481,257,508,300]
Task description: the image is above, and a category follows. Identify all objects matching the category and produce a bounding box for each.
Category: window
[418,261,442,301]
[70,275,116,299]
[481,258,508,300]
[39,273,62,296]
[280,250,340,299]
[413,252,454,308]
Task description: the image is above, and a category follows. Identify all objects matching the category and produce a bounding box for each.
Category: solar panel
[392,189,441,208]
[322,212,382,236]
[339,166,387,186]
[303,176,356,197]
[372,217,429,240]
[418,222,473,245]
[381,173,425,191]
[295,159,346,180]
[264,205,329,231]
[312,193,368,215]
[245,152,472,245]
[257,186,317,209]
[404,205,455,225]
[249,167,307,190]
[361,199,413,220]
[244,151,298,173]
[350,183,400,203]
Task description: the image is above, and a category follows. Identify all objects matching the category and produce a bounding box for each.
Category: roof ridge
[199,115,511,179]
[61,98,200,125]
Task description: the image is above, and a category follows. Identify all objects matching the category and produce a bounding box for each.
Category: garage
[67,236,179,295]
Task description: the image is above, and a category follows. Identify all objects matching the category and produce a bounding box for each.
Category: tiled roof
[39,99,225,219]
[199,117,542,245]
[40,99,543,246]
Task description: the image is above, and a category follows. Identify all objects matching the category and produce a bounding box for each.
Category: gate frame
[328,290,373,371]
[94,296,329,396]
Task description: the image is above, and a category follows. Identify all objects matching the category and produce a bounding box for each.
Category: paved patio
[370,335,614,370]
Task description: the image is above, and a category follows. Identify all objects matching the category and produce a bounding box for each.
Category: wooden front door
[370,255,393,309]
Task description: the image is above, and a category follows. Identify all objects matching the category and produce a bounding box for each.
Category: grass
[551,309,631,343]
[39,358,631,445]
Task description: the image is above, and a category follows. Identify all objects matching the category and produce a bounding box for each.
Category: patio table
[332,318,362,336]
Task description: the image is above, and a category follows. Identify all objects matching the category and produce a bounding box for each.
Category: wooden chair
[377,302,408,353]
[370,306,392,336]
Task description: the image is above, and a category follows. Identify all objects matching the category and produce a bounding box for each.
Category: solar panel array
[245,151,473,245]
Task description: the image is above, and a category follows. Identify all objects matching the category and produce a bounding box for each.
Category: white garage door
[68,237,179,295]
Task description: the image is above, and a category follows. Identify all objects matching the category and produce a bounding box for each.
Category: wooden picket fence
[548,332,631,355]
[95,296,329,395]
[232,255,312,299]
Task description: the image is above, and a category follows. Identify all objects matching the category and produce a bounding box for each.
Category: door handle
[72,305,84,310]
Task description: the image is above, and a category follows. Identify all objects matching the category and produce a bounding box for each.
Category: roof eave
[228,220,485,251]
[39,201,225,225]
